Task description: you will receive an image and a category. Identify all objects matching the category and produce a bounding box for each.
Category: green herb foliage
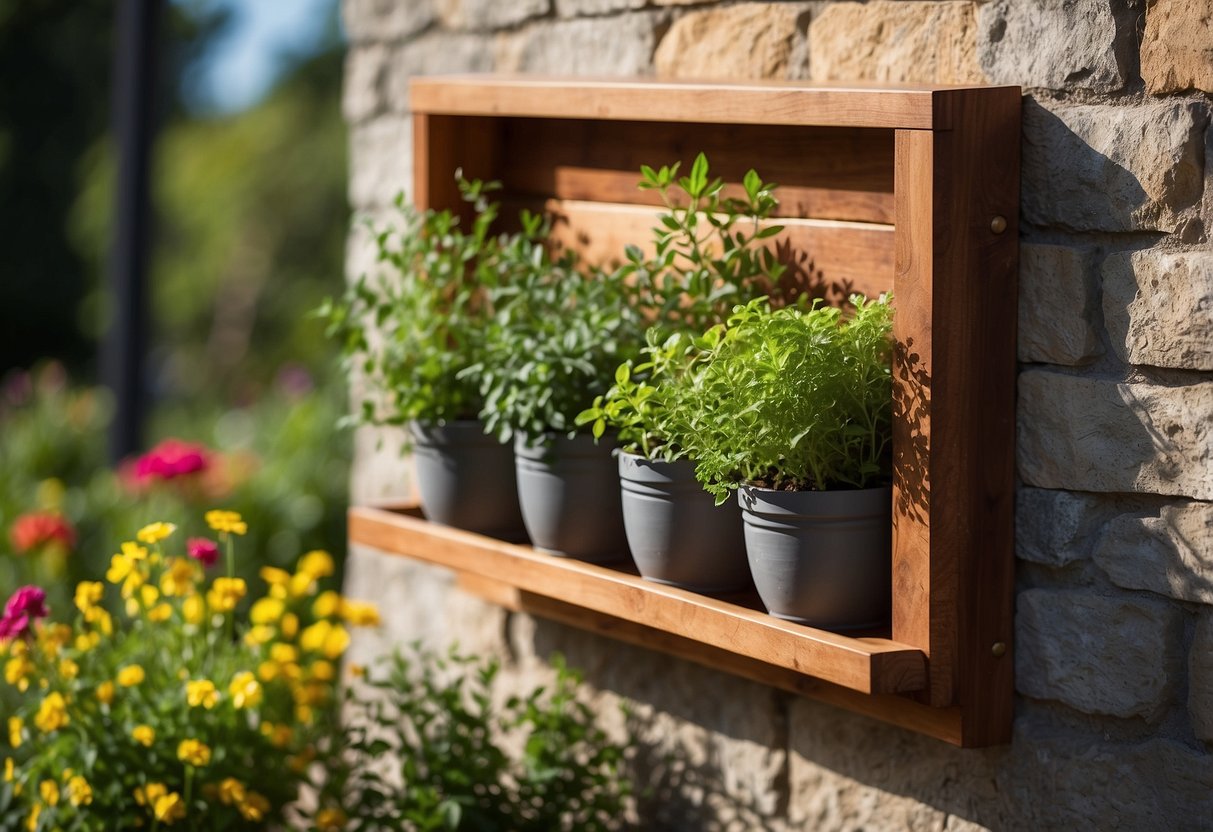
[320,179,522,432]
[680,295,895,503]
[321,646,631,832]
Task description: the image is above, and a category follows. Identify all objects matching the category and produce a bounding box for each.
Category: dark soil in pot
[514,433,628,563]
[739,484,891,630]
[619,452,750,593]
[412,420,527,540]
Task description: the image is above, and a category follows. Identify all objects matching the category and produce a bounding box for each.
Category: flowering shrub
[0,512,378,830]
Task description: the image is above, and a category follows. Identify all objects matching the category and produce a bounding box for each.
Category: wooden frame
[348,76,1021,747]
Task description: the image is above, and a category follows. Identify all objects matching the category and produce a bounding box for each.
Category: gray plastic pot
[514,433,628,563]
[739,484,892,630]
[411,420,527,540]
[618,452,750,593]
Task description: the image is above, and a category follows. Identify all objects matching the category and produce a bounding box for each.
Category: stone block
[390,32,495,93]
[978,0,1127,92]
[654,4,805,80]
[343,44,393,125]
[343,0,435,43]
[1015,588,1183,720]
[809,1,983,84]
[1017,243,1102,365]
[495,13,664,75]
[348,115,412,210]
[1191,611,1213,742]
[1016,487,1102,567]
[1102,249,1213,371]
[1141,0,1213,95]
[1017,370,1213,500]
[1021,99,1206,233]
[1093,500,1213,605]
[438,0,550,31]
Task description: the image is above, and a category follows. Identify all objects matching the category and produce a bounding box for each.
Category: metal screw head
[990,215,1008,234]
[991,642,1007,657]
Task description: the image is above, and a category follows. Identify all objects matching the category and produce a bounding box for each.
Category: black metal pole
[103,0,161,462]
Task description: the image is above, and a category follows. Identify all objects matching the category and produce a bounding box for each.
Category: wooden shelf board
[349,504,927,698]
[410,75,1019,130]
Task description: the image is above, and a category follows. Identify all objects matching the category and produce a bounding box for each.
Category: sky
[178,0,340,114]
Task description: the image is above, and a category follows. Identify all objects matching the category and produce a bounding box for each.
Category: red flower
[187,537,220,568]
[131,438,211,485]
[9,512,76,555]
[0,586,48,641]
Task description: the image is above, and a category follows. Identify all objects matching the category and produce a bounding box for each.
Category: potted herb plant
[322,179,527,539]
[577,155,786,592]
[467,255,644,563]
[681,295,895,629]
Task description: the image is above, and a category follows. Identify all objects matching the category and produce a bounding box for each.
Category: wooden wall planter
[347,76,1021,748]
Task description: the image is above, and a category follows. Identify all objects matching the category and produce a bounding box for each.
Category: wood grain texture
[349,504,927,696]
[409,76,1018,129]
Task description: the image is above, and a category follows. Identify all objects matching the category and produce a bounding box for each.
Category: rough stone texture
[1093,500,1213,605]
[654,4,805,80]
[978,0,1126,92]
[343,44,393,125]
[1192,612,1213,743]
[391,32,496,86]
[1021,99,1207,233]
[1016,487,1102,567]
[1015,589,1183,720]
[809,1,983,84]
[438,0,550,31]
[555,0,645,17]
[495,13,664,75]
[348,115,412,210]
[343,0,435,43]
[1141,0,1213,95]
[1017,243,1103,365]
[1018,370,1213,500]
[1102,250,1213,372]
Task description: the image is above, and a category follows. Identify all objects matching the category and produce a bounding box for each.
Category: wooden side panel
[412,114,501,219]
[500,118,895,224]
[931,88,1020,747]
[515,198,895,303]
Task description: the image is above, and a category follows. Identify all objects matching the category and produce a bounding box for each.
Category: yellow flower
[300,620,351,660]
[250,597,285,625]
[309,660,335,682]
[186,679,219,709]
[67,775,93,807]
[257,661,280,682]
[295,703,314,725]
[5,655,33,691]
[140,584,160,608]
[212,776,245,806]
[312,591,341,619]
[280,613,299,640]
[4,757,13,782]
[289,571,316,598]
[259,566,291,600]
[160,558,196,598]
[39,780,59,807]
[205,510,247,536]
[238,790,270,821]
[74,581,104,614]
[132,725,155,747]
[96,681,115,706]
[148,603,173,623]
[154,792,186,824]
[75,631,100,652]
[259,721,293,749]
[243,625,275,647]
[270,643,298,664]
[341,600,381,627]
[182,595,206,625]
[177,738,211,767]
[228,671,262,709]
[58,658,79,680]
[298,550,334,579]
[34,692,69,733]
[206,577,246,613]
[316,807,348,831]
[25,804,39,832]
[134,782,167,806]
[117,664,145,687]
[8,716,22,748]
[137,522,176,544]
[106,542,148,586]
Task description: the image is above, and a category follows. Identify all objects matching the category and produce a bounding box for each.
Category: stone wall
[340,0,1213,828]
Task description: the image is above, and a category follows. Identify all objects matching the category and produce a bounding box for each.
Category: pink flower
[0,586,48,641]
[9,512,76,555]
[187,537,220,567]
[131,438,211,485]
